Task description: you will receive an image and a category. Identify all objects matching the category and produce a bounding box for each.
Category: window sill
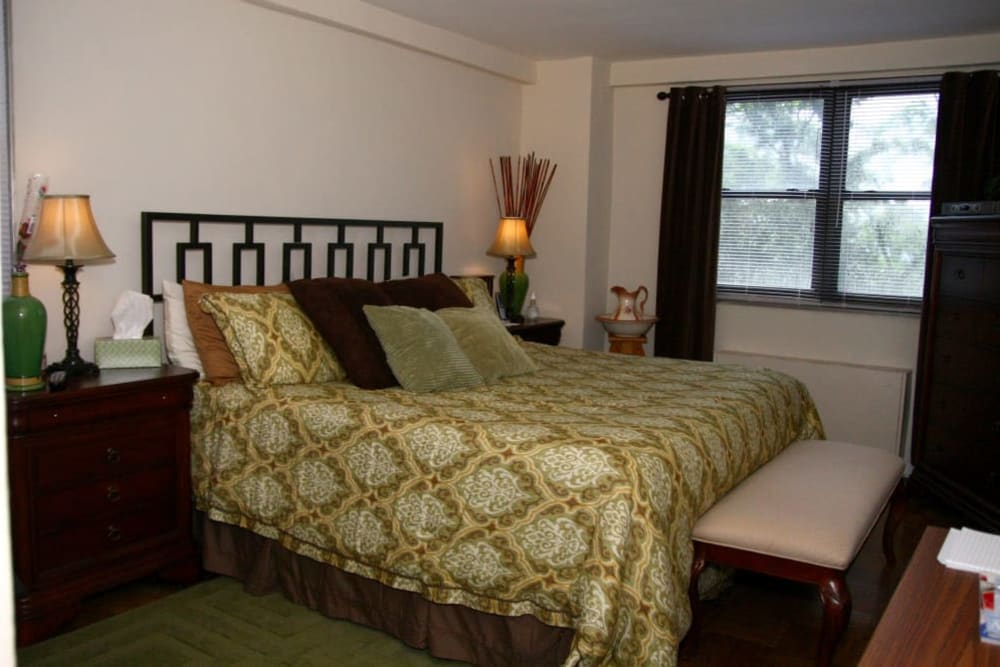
[717,292,922,318]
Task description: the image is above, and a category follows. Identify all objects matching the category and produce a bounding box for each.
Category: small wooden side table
[859,526,1000,666]
[508,317,564,346]
[608,335,647,356]
[7,365,201,645]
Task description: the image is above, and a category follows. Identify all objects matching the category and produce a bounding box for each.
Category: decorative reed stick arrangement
[489,153,557,235]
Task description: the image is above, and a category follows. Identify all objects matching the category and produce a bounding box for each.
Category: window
[718,82,939,310]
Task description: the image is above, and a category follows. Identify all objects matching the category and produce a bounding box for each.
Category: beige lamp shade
[486,216,536,258]
[23,194,115,264]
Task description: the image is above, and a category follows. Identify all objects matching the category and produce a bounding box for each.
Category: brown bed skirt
[201,517,574,666]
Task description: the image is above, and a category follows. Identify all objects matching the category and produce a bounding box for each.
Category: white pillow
[162,280,204,375]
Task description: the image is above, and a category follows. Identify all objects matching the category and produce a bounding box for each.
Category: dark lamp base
[46,356,100,378]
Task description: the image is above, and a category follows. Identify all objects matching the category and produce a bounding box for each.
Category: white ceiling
[359,0,1000,61]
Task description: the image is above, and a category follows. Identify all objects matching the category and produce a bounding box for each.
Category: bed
[142,211,824,666]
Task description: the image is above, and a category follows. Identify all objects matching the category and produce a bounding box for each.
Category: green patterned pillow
[437,306,537,382]
[450,277,497,312]
[200,292,346,386]
[362,305,484,393]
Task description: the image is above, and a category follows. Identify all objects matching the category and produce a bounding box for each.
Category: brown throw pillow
[182,280,288,384]
[379,273,473,310]
[288,277,396,389]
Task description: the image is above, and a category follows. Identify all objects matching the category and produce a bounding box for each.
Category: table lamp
[486,216,535,322]
[23,194,115,377]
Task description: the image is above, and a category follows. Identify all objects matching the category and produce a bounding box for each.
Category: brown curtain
[930,70,1000,212]
[653,86,726,361]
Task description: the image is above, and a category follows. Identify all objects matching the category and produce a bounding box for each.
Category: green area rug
[18,576,464,666]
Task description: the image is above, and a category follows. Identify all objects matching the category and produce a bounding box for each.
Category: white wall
[11,0,522,365]
[606,84,667,339]
[582,59,614,350]
[520,57,613,349]
[241,0,536,83]
[605,35,1000,459]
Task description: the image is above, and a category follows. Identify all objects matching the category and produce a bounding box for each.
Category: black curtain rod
[656,91,668,100]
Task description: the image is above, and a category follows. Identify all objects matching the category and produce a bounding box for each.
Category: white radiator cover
[715,350,911,456]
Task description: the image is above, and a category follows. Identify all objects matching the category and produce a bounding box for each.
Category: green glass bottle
[4,273,47,391]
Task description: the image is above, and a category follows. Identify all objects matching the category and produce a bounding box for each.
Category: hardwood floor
[52,484,962,665]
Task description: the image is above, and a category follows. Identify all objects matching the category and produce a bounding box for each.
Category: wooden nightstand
[6,365,200,645]
[508,317,564,345]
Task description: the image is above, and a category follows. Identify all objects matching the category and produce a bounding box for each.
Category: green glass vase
[498,256,530,321]
[4,273,47,391]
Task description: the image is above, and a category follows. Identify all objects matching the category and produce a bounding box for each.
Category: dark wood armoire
[910,215,1000,531]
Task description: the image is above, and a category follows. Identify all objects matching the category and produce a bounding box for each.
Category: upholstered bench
[687,439,905,667]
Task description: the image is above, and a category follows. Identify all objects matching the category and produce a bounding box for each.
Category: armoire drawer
[938,255,1000,302]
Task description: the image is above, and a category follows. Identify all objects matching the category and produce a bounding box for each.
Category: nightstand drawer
[31,414,176,492]
[37,503,177,574]
[35,466,176,534]
[12,383,189,435]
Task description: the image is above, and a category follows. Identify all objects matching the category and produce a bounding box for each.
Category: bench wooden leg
[817,572,852,667]
[882,480,906,568]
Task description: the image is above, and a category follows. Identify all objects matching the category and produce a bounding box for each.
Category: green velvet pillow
[437,307,537,383]
[362,305,484,393]
[450,276,497,312]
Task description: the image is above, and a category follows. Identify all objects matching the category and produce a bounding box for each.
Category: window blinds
[719,79,939,311]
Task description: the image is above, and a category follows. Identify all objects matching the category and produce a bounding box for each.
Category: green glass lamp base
[3,273,47,392]
[498,268,530,322]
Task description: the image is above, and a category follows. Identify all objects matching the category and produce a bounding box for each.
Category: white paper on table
[937,527,1000,576]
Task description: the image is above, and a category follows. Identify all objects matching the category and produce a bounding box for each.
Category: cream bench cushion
[693,439,905,570]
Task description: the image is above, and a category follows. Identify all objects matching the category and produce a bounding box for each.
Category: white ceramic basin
[596,315,657,337]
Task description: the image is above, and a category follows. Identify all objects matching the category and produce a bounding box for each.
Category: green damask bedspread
[191,343,823,666]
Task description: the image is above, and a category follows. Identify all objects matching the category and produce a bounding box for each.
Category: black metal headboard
[141,211,443,301]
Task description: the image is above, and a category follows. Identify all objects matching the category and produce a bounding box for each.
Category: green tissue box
[94,337,163,369]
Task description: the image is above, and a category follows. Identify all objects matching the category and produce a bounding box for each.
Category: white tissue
[111,291,154,340]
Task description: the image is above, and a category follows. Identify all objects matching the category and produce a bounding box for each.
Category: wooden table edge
[859,525,1000,666]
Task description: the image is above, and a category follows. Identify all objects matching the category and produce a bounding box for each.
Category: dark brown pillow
[288,277,396,389]
[379,273,473,310]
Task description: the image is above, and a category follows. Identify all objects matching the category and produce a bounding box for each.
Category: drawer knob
[107,525,122,542]
[955,268,966,280]
[106,485,121,503]
[105,447,121,464]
